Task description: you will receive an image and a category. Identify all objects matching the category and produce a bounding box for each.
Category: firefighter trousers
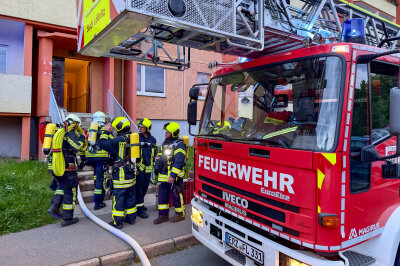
[93,162,106,205]
[56,171,78,220]
[112,185,137,226]
[136,170,151,212]
[50,178,64,210]
[158,182,185,217]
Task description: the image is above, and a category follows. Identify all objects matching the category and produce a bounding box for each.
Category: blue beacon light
[342,18,366,44]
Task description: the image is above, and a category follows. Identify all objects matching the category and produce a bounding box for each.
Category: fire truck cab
[188,42,400,266]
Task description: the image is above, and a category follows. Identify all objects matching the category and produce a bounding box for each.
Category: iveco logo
[222,191,249,209]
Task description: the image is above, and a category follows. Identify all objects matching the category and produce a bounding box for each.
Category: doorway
[52,57,90,113]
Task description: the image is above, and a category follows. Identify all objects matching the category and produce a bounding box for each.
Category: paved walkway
[0,194,195,266]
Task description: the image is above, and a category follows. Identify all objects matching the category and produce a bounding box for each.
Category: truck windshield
[199,56,343,151]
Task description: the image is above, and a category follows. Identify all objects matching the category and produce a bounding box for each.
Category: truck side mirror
[189,86,200,101]
[187,101,197,126]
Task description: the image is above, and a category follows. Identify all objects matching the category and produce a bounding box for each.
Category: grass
[0,159,55,236]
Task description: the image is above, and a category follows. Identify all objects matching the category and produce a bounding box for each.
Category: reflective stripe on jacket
[157,138,186,182]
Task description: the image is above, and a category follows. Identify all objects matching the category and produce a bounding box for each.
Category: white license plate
[225,232,264,264]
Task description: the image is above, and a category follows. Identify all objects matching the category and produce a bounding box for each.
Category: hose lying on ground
[52,128,66,177]
[76,186,151,266]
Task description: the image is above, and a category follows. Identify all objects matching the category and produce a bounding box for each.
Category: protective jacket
[156,137,186,182]
[98,131,136,188]
[64,131,86,170]
[137,133,157,174]
[98,130,137,225]
[85,126,111,162]
[51,130,85,221]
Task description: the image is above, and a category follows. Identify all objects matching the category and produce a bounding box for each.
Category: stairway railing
[106,90,138,132]
[49,87,65,124]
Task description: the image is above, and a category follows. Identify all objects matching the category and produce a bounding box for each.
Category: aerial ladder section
[78,0,400,70]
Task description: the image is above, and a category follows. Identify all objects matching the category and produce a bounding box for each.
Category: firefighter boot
[94,202,106,210]
[47,200,62,219]
[137,208,149,219]
[169,213,185,223]
[61,217,79,227]
[153,215,169,224]
[124,217,136,225]
[109,221,123,229]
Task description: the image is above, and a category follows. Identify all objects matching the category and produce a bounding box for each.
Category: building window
[197,72,211,100]
[0,45,6,74]
[137,64,165,97]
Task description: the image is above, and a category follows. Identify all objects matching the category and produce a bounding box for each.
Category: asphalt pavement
[0,193,196,266]
[132,244,232,266]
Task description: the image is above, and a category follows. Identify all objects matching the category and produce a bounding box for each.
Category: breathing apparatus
[42,123,57,155]
[88,122,99,146]
[88,111,106,146]
[110,117,140,173]
[47,114,82,176]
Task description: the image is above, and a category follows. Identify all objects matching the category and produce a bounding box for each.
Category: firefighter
[47,114,86,227]
[213,120,230,134]
[85,111,111,210]
[153,122,186,224]
[136,118,157,218]
[98,117,136,229]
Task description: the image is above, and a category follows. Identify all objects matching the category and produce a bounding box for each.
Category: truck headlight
[280,253,310,266]
[191,206,203,227]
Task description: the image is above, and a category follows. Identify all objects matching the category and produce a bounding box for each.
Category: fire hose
[77,186,151,266]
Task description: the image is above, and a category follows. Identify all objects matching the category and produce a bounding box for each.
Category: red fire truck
[76,0,400,265]
[188,41,400,265]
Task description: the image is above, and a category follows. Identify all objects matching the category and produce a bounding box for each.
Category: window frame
[369,60,399,146]
[137,64,166,97]
[349,59,400,194]
[350,62,371,194]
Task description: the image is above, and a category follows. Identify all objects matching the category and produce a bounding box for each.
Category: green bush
[0,160,55,236]
[184,146,194,175]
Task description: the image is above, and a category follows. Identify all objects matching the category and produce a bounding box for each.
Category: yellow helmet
[163,122,180,138]
[112,117,130,132]
[217,121,230,128]
[138,118,152,132]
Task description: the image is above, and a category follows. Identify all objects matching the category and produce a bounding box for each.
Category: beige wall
[359,0,396,18]
[0,73,32,113]
[0,0,77,28]
[135,48,226,120]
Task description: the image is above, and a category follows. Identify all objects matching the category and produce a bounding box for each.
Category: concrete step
[79,180,94,191]
[80,190,94,203]
[78,183,157,203]
[77,171,94,181]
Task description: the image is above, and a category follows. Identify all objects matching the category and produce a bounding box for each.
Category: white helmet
[66,114,81,125]
[93,111,106,125]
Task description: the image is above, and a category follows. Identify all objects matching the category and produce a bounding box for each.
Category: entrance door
[52,57,90,113]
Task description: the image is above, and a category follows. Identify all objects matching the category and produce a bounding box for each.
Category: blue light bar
[342,18,366,44]
[238,57,251,63]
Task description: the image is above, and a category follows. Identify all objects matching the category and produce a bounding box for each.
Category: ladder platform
[77,0,400,67]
